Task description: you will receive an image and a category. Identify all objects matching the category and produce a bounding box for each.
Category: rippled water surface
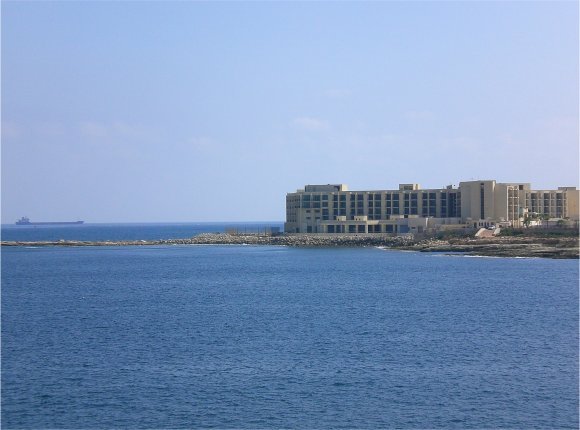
[1,222,283,242]
[2,243,578,428]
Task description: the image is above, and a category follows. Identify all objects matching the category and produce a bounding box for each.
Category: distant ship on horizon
[15,216,84,226]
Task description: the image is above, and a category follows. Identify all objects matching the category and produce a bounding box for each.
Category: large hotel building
[285,180,580,234]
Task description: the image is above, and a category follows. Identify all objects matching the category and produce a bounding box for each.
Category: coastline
[2,233,578,259]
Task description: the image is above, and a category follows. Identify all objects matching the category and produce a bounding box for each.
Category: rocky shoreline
[2,233,578,259]
[398,236,579,259]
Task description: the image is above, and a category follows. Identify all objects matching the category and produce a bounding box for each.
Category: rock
[1,233,577,259]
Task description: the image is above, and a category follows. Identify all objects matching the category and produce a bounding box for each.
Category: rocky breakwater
[188,233,415,247]
[1,233,415,248]
[402,236,579,259]
[2,234,577,258]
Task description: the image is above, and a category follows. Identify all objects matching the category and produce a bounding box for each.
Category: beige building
[285,180,580,234]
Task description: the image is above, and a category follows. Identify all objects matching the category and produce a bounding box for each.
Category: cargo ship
[15,216,84,226]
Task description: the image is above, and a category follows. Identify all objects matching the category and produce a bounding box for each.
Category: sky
[2,1,578,223]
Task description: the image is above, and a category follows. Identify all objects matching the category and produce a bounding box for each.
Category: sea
[1,223,579,429]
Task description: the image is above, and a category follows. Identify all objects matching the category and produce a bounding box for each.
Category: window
[480,186,485,219]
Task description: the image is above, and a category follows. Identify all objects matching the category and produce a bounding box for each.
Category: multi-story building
[284,180,580,234]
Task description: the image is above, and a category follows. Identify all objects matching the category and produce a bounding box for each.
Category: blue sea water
[1,225,579,429]
[1,222,283,242]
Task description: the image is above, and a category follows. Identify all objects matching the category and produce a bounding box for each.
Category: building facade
[284,180,580,234]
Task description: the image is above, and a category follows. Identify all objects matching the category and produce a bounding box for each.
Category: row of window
[295,191,568,207]
[297,192,459,203]
[528,193,565,199]
[299,200,461,210]
[300,209,463,220]
[326,224,397,233]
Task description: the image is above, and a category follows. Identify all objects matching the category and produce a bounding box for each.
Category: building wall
[459,180,506,224]
[284,183,461,233]
[521,188,579,220]
[563,188,580,220]
[284,181,579,233]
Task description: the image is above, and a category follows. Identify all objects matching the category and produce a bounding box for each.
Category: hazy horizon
[3,219,284,226]
[2,2,578,223]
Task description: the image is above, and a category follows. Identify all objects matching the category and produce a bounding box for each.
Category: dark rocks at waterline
[399,237,579,259]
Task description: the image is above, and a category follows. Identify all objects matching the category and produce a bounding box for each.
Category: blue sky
[2,1,578,222]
